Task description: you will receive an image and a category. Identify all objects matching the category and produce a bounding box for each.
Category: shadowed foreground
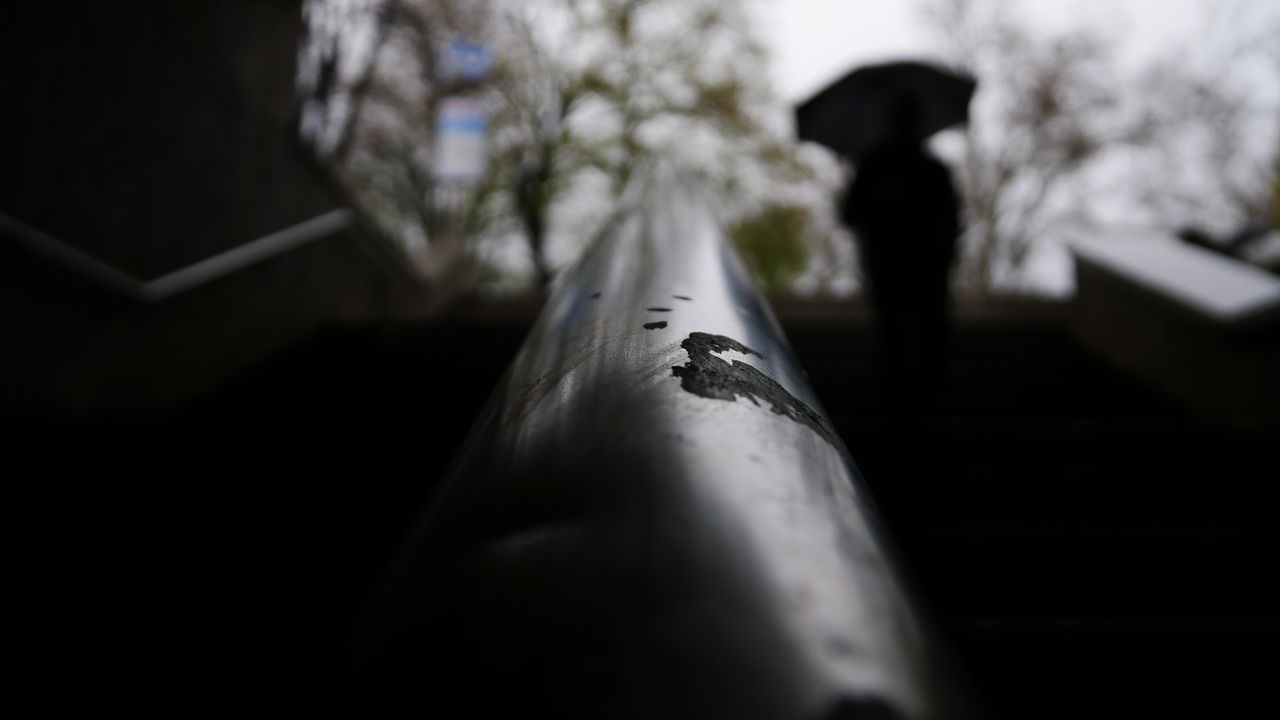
[3,301,1275,717]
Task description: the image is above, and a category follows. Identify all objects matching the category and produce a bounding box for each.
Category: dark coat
[841,142,959,304]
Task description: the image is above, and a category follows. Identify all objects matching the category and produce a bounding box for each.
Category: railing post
[347,166,977,719]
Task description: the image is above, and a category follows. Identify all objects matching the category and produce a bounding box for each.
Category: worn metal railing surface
[348,167,975,719]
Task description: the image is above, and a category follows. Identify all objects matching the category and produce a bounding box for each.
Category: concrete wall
[1073,253,1280,428]
[0,1,432,414]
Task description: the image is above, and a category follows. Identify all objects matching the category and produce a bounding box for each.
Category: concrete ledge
[1070,234,1280,427]
[1072,234,1280,331]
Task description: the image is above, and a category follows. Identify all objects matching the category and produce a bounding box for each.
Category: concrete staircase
[787,309,1278,718]
[4,301,1275,716]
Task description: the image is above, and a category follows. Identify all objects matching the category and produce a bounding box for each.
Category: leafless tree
[920,0,1155,293]
[919,0,1280,293]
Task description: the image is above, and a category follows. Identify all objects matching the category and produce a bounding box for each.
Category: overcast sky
[753,0,1280,103]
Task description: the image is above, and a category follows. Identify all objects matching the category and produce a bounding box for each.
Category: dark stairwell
[5,299,1275,717]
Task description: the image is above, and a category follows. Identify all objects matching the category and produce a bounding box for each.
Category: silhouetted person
[841,97,959,417]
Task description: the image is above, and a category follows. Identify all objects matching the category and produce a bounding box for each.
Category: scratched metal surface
[350,168,973,719]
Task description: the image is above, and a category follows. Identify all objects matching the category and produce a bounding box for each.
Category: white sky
[754,0,1280,103]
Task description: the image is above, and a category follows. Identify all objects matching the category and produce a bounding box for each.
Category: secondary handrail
[0,208,353,302]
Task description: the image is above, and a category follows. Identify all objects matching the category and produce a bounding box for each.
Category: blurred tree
[486,0,826,288]
[300,0,831,294]
[1273,173,1280,230]
[918,0,1280,294]
[1129,50,1279,240]
[300,0,500,296]
[919,0,1155,293]
[299,0,395,162]
[729,203,812,293]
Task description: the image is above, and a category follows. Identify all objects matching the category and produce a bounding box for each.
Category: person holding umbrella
[797,61,976,418]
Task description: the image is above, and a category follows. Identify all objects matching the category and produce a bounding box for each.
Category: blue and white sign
[434,97,489,185]
[438,38,494,85]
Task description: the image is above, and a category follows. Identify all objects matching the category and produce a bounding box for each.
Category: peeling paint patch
[643,321,668,330]
[671,332,836,444]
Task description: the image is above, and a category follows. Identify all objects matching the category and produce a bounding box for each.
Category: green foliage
[1273,173,1279,229]
[729,203,811,293]
[696,78,753,134]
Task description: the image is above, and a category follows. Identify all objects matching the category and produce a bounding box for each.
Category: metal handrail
[348,166,975,719]
[0,208,353,302]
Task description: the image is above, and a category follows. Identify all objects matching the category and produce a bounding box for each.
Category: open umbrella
[795,60,977,159]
